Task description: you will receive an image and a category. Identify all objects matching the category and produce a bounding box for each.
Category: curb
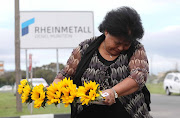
[54,114,70,118]
[0,114,70,118]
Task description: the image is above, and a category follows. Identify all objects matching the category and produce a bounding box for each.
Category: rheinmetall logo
[21,18,35,36]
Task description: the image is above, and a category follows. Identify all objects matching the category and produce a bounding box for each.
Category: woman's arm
[103,46,149,105]
[52,46,81,84]
[113,77,139,97]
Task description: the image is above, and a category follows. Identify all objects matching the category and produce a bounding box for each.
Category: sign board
[20,11,94,49]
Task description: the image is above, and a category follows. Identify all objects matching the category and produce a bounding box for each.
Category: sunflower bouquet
[18,79,47,108]
[31,84,47,108]
[18,79,33,104]
[77,81,104,105]
[46,77,77,107]
[18,77,106,109]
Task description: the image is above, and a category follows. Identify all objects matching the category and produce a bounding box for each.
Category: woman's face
[104,31,131,56]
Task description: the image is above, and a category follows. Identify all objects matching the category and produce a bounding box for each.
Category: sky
[0,0,180,75]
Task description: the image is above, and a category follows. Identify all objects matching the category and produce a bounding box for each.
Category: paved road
[150,94,180,118]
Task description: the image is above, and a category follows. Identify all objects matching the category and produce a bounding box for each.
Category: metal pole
[26,49,29,79]
[15,0,22,112]
[56,49,60,109]
[30,68,33,114]
[56,49,59,75]
[30,54,33,114]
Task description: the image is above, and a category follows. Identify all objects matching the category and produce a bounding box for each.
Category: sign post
[0,61,4,76]
[28,53,33,114]
[15,0,22,112]
[29,54,32,73]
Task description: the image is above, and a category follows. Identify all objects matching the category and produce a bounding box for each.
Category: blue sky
[0,0,180,75]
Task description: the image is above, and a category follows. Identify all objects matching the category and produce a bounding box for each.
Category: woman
[53,6,152,118]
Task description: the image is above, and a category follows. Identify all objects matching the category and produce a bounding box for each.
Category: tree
[0,62,65,86]
[32,62,65,84]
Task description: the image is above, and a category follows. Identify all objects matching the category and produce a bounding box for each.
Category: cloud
[0,28,14,54]
[141,25,180,74]
[147,54,180,75]
[142,25,180,58]
[21,49,73,68]
[0,0,14,29]
[0,28,15,70]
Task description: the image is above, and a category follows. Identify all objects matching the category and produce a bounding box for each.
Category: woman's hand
[52,78,61,85]
[102,89,116,106]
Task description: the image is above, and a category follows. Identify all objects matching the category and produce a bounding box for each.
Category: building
[0,61,4,76]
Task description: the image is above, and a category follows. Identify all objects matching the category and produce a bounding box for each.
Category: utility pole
[15,0,22,112]
[175,62,179,72]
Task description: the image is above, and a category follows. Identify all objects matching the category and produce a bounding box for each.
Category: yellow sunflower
[46,82,62,105]
[18,79,28,94]
[61,83,77,107]
[21,84,31,103]
[31,84,46,108]
[60,77,77,107]
[77,81,100,105]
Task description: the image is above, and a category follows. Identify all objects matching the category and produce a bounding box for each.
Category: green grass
[146,82,166,94]
[146,82,180,96]
[0,92,70,117]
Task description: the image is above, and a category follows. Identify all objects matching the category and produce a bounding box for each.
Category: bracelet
[111,88,118,98]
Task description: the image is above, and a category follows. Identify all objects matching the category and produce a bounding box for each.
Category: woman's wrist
[111,88,118,98]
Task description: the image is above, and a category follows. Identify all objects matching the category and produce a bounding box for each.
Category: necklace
[103,41,113,58]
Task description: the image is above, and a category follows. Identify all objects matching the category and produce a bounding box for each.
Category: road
[150,94,180,118]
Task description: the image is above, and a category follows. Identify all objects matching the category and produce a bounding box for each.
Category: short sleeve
[128,46,149,90]
[55,46,81,80]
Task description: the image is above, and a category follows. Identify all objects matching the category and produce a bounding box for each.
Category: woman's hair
[98,6,144,42]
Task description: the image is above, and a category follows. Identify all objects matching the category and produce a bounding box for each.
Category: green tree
[0,63,65,87]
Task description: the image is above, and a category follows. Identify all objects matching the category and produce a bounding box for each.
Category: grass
[146,82,180,96]
[0,92,70,117]
[146,82,166,94]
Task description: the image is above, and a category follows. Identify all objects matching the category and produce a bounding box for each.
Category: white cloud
[142,25,180,58]
[0,29,14,55]
[20,49,73,68]
[148,54,180,75]
[163,25,180,32]
[0,28,15,71]
[141,25,180,74]
[0,0,14,28]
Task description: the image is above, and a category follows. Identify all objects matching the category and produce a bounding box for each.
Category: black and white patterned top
[56,36,152,118]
